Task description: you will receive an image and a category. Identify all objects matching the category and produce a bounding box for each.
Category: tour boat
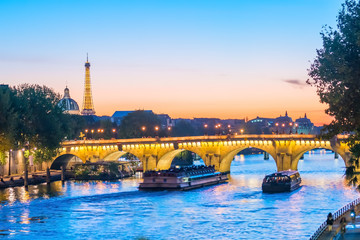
[139,165,228,190]
[262,170,301,193]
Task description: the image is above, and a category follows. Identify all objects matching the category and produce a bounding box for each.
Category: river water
[0,150,358,240]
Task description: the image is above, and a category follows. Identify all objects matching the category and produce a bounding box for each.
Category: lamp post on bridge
[289,122,293,134]
[167,126,172,137]
[141,126,146,138]
[154,126,159,138]
[112,129,116,139]
[227,124,232,135]
[275,123,279,134]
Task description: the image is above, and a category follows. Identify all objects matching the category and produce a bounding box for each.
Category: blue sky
[0,0,344,124]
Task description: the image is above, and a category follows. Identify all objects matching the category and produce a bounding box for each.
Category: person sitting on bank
[326,212,334,231]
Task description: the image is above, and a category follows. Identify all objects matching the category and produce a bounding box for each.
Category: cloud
[283,79,308,88]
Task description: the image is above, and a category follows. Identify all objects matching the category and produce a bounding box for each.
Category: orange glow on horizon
[93,104,332,127]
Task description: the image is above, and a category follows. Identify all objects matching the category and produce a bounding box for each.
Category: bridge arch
[103,151,128,161]
[51,153,85,170]
[290,147,347,170]
[157,149,205,170]
[219,147,277,173]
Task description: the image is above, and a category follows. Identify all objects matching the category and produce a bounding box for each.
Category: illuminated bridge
[52,134,351,173]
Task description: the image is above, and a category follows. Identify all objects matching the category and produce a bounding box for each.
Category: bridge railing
[309,197,360,240]
[63,134,321,145]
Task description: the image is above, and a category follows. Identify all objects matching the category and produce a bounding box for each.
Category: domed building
[273,111,294,134]
[58,87,80,114]
[294,113,314,134]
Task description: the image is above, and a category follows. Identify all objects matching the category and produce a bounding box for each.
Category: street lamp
[154,126,159,137]
[112,129,116,139]
[91,129,94,139]
[240,129,244,135]
[85,129,88,139]
[204,124,208,135]
[167,126,172,137]
[141,126,146,138]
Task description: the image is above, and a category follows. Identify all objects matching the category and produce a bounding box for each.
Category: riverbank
[311,198,360,240]
[0,170,63,188]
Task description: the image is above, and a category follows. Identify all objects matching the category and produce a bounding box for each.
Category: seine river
[0,150,358,240]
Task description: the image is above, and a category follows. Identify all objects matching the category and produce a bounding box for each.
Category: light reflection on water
[0,150,359,239]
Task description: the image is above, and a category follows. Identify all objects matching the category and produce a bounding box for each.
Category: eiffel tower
[81,54,96,115]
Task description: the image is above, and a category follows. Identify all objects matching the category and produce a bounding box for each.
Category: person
[326,212,334,231]
[340,217,347,233]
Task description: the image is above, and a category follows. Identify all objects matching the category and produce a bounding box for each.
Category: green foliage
[119,110,161,138]
[65,115,87,140]
[73,162,129,180]
[172,120,198,137]
[0,151,7,165]
[308,0,360,133]
[0,84,72,164]
[172,150,194,166]
[12,84,69,163]
[0,85,17,154]
[308,0,360,189]
[14,84,67,150]
[33,148,58,164]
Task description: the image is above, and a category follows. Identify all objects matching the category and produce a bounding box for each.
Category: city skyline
[0,0,345,126]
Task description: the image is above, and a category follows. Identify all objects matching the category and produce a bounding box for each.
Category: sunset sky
[0,0,344,126]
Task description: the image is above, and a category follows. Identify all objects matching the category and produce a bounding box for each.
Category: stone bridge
[52,134,351,173]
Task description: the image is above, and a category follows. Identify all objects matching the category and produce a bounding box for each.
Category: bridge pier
[275,153,296,171]
[210,154,221,171]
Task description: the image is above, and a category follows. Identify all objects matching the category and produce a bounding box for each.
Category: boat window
[163,178,167,183]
